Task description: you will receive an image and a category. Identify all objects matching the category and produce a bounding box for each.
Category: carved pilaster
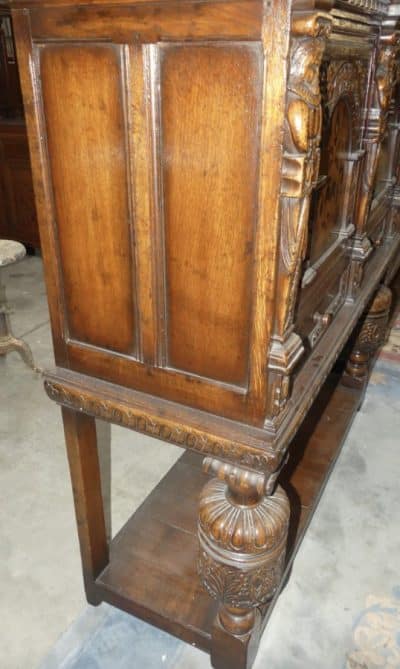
[197,458,290,639]
[342,285,392,389]
[267,12,332,421]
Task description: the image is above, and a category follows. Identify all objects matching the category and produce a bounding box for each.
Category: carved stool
[0,240,38,371]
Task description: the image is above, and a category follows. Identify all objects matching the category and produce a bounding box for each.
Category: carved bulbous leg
[197,457,290,669]
[342,285,392,389]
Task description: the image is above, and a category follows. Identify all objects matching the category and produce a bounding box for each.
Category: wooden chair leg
[342,285,392,391]
[62,408,109,605]
[197,457,290,669]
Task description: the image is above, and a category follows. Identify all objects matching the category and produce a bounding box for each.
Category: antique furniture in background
[0,5,39,249]
[0,238,37,369]
[10,0,400,667]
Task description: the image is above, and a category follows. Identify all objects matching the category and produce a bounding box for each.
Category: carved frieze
[44,378,277,473]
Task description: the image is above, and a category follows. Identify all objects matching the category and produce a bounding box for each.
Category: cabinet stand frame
[46,272,394,669]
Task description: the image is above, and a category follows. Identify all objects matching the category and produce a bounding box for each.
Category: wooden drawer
[296,247,349,349]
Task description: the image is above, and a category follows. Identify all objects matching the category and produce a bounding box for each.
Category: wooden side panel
[40,44,135,353]
[159,44,261,386]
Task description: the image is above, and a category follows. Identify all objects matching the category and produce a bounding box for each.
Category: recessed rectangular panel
[40,44,135,353]
[160,44,261,386]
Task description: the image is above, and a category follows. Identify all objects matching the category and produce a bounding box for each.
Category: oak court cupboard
[9,0,400,667]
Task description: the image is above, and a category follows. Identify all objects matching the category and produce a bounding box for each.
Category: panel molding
[156,40,262,386]
[38,41,136,353]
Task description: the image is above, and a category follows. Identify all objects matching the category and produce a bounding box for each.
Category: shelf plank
[96,375,361,653]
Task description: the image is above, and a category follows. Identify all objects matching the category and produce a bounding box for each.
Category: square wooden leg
[62,408,109,605]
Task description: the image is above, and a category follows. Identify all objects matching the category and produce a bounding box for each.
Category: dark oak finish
[162,43,260,385]
[94,374,361,665]
[40,44,136,352]
[10,0,400,666]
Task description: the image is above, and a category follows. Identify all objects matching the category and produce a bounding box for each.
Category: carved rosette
[267,13,332,421]
[197,460,290,613]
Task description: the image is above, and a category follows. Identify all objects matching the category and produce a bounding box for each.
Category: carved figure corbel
[267,13,332,421]
[352,31,400,284]
[375,37,399,115]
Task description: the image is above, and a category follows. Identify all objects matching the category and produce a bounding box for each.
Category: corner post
[266,12,332,420]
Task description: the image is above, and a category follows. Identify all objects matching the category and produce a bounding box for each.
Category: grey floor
[1,256,399,669]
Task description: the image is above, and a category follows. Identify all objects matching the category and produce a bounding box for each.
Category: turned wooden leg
[62,408,109,604]
[342,285,392,390]
[198,457,290,669]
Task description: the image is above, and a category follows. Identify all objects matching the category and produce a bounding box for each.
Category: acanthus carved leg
[197,457,290,669]
[342,285,392,390]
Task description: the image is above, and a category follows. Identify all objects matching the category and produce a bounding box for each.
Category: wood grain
[95,374,361,659]
[62,408,109,604]
[309,98,352,262]
[160,43,261,385]
[40,44,136,353]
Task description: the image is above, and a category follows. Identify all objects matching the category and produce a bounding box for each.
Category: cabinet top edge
[5,0,391,8]
[8,0,265,8]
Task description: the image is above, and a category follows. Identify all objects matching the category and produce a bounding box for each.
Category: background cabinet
[0,5,39,249]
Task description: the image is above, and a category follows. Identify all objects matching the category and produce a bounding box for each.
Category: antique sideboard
[10,0,400,666]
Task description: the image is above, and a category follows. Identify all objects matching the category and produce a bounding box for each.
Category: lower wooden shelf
[95,373,361,655]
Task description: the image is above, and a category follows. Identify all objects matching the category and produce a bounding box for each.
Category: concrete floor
[1,256,399,669]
